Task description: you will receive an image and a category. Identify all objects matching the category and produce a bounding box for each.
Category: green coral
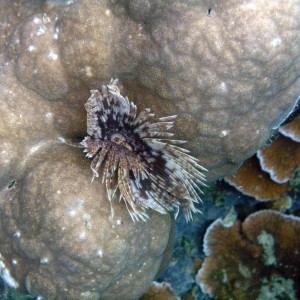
[258,275,297,300]
[290,165,300,194]
[257,231,276,266]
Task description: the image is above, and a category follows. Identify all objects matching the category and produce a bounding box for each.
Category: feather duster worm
[81,79,207,222]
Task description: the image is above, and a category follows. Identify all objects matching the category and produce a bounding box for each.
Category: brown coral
[226,111,300,201]
[0,144,174,299]
[280,114,300,142]
[141,281,179,300]
[3,0,300,181]
[258,112,300,184]
[225,156,291,200]
[196,210,300,299]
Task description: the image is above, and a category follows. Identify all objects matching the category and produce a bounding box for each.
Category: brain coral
[1,0,300,298]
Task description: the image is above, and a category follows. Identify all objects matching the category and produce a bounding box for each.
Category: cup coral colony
[79,79,207,222]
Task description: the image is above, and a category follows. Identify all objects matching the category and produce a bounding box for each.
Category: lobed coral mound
[0,143,175,299]
[1,0,300,181]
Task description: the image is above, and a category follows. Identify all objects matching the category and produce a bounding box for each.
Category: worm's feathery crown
[81,79,207,222]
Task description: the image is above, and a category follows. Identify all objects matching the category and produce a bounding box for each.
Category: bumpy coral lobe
[0,144,174,300]
[81,80,206,222]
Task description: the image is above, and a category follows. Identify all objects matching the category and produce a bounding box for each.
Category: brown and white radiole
[81,79,207,222]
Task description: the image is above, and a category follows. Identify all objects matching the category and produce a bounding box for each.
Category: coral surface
[196,210,300,299]
[226,110,300,201]
[1,0,300,179]
[0,144,174,299]
[141,281,179,300]
[225,156,291,200]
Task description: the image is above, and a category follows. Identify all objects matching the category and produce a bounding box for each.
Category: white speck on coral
[40,257,49,264]
[33,17,41,24]
[29,143,44,154]
[69,210,76,217]
[57,190,61,194]
[96,249,103,258]
[28,45,36,52]
[84,214,92,229]
[220,130,229,137]
[220,81,228,93]
[53,26,60,40]
[13,231,20,238]
[66,0,74,5]
[271,37,282,47]
[33,69,38,74]
[105,9,111,16]
[58,136,65,143]
[11,259,17,265]
[85,66,93,77]
[116,219,122,225]
[0,254,19,288]
[36,25,46,36]
[45,112,53,122]
[79,231,86,240]
[67,198,84,217]
[243,2,256,9]
[256,130,260,134]
[48,51,58,60]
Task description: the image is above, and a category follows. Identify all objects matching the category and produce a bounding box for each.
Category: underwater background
[1,0,300,299]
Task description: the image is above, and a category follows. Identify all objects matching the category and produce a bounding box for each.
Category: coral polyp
[81,79,207,222]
